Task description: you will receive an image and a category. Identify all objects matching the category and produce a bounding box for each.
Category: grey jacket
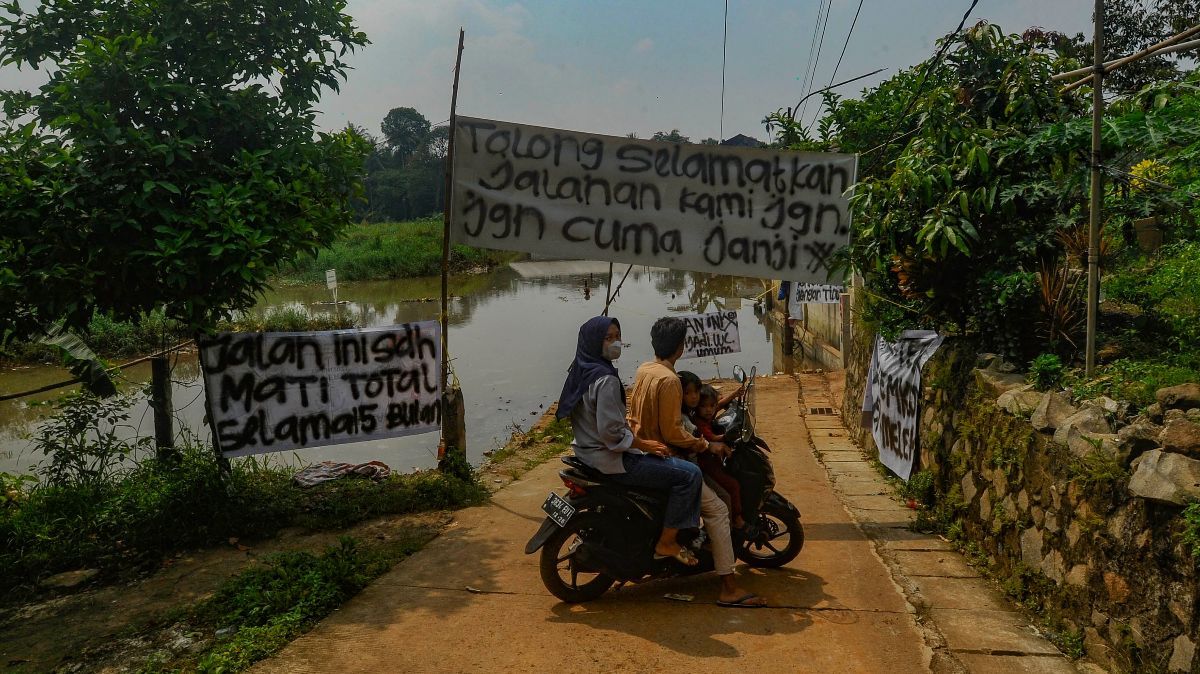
[570,375,642,474]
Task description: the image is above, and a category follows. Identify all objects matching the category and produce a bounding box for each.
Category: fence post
[149,355,177,461]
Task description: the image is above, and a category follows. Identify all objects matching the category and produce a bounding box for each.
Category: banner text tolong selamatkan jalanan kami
[450,116,857,282]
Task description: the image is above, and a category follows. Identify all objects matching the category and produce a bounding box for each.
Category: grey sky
[1,1,1095,141]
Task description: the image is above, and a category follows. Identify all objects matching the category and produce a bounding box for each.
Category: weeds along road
[252,376,933,673]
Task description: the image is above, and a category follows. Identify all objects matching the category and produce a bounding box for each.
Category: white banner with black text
[450,116,858,282]
[199,323,442,458]
[861,330,943,481]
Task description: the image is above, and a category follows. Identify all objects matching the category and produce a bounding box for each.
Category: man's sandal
[717,593,767,608]
[654,547,699,566]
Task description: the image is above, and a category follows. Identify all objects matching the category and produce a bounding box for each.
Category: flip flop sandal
[654,547,699,566]
[717,593,767,608]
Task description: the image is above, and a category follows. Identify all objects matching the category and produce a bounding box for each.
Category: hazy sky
[0,1,1095,141]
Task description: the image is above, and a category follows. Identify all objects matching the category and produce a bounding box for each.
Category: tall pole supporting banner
[440,29,467,473]
[1086,0,1104,377]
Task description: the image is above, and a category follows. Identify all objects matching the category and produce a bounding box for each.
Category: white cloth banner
[678,311,741,359]
[861,330,943,481]
[450,116,858,282]
[199,323,442,458]
[788,282,845,316]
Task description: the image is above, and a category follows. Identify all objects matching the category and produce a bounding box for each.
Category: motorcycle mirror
[749,366,757,381]
[733,365,746,383]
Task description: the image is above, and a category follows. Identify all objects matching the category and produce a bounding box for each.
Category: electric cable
[796,0,826,123]
[799,0,835,125]
[861,0,981,158]
[827,0,866,90]
[720,0,729,142]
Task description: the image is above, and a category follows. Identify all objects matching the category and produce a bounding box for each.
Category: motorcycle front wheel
[539,512,615,603]
[735,500,804,568]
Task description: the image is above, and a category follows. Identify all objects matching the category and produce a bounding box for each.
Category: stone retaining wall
[842,328,1200,672]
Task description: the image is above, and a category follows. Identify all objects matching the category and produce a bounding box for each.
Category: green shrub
[183,534,430,673]
[219,306,356,333]
[1069,356,1200,409]
[0,395,486,593]
[276,218,516,284]
[1028,353,1064,390]
[1181,502,1200,560]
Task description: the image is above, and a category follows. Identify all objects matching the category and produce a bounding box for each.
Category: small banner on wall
[450,115,858,282]
[787,282,845,316]
[861,330,943,481]
[677,311,741,359]
[198,323,442,458]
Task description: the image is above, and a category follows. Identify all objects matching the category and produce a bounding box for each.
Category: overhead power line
[720,0,729,141]
[799,0,835,125]
[862,0,981,158]
[797,0,827,125]
[827,0,866,90]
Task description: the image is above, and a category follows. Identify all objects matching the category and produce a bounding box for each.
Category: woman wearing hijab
[557,316,703,565]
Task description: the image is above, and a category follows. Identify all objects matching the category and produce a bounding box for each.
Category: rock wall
[843,330,1200,672]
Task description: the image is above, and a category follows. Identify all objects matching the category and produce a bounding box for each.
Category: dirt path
[252,376,936,673]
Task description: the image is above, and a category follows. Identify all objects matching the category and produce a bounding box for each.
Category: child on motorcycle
[692,385,746,530]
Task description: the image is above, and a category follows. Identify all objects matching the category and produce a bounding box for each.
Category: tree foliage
[767,22,1200,358]
[349,108,448,222]
[1068,0,1200,94]
[0,0,370,342]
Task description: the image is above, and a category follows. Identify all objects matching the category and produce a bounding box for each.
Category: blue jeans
[608,453,702,530]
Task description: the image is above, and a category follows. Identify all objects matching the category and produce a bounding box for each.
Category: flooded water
[0,264,790,475]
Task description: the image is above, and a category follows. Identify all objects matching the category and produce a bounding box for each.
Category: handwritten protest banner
[450,116,858,282]
[198,323,442,458]
[861,331,943,481]
[787,282,845,317]
[678,311,741,359]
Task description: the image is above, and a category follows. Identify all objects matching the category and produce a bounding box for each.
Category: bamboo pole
[440,28,464,388]
[1060,23,1200,92]
[439,28,466,470]
[1086,0,1104,377]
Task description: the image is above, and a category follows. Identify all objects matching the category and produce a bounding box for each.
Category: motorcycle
[525,365,804,603]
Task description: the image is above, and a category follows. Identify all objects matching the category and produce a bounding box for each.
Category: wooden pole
[441,27,464,388]
[1086,0,1104,377]
[602,262,614,316]
[1058,23,1200,88]
[439,28,465,472]
[150,355,176,459]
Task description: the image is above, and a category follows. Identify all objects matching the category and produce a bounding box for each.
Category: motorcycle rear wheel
[736,501,804,568]
[539,513,615,603]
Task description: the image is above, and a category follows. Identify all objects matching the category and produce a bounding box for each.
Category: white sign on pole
[325,269,338,291]
[788,282,845,316]
[450,116,858,282]
[677,311,741,359]
[861,330,943,481]
[198,323,442,458]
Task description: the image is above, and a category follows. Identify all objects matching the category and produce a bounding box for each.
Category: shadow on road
[544,567,837,658]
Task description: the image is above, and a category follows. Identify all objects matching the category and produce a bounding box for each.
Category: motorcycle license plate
[542,492,575,528]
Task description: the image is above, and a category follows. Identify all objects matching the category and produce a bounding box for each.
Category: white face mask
[604,341,623,360]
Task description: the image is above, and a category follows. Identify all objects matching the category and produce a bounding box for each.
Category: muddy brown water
[0,264,794,475]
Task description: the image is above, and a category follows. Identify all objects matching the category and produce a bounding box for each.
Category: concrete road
[253,376,934,673]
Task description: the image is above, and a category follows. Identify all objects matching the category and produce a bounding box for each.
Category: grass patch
[1068,355,1200,411]
[484,417,572,480]
[140,533,435,673]
[216,306,357,334]
[274,218,518,284]
[0,401,485,597]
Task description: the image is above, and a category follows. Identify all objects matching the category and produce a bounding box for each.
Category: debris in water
[664,593,694,602]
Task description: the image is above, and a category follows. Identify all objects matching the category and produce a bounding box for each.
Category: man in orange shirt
[627,317,767,608]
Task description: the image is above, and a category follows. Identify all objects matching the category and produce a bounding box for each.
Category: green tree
[0,0,370,344]
[651,129,690,143]
[700,137,719,146]
[381,106,432,160]
[1069,0,1200,93]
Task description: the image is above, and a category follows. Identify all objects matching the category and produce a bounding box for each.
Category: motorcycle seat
[560,457,667,499]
